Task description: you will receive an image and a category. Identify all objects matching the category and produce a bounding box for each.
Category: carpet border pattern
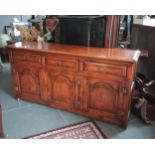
[24,120,107,139]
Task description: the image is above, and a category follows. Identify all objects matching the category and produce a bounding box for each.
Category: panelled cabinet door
[84,76,126,116]
[47,71,83,110]
[11,65,41,101]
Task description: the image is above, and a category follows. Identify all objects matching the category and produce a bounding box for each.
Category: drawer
[45,56,78,71]
[12,52,41,64]
[84,61,127,77]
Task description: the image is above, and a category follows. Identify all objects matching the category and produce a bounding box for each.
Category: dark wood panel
[56,15,106,47]
[131,24,155,79]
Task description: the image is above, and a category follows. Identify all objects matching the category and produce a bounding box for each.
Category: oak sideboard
[7,42,140,128]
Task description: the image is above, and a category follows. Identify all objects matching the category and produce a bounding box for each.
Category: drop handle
[122,87,128,94]
[118,111,124,115]
[75,101,80,105]
[12,68,16,73]
[22,56,26,61]
[57,61,64,67]
[15,86,18,91]
[75,80,81,85]
[99,67,106,72]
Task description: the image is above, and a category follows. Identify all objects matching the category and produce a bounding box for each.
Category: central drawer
[45,56,78,71]
[84,61,127,77]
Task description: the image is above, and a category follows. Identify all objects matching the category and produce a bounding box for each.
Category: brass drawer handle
[12,68,16,73]
[15,86,18,91]
[75,101,80,105]
[22,56,26,61]
[75,80,81,85]
[99,67,106,72]
[118,111,125,115]
[57,61,64,67]
[122,87,128,94]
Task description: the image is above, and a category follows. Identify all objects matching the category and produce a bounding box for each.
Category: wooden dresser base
[7,42,140,128]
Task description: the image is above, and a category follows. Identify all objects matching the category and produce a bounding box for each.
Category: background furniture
[0,34,11,70]
[0,47,9,63]
[104,15,120,48]
[53,15,120,48]
[131,24,155,79]
[55,15,106,47]
[7,42,140,128]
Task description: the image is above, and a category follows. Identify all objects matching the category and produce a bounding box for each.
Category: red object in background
[131,73,155,124]
[46,18,59,32]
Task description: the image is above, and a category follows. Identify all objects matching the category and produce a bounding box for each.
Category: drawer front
[45,56,78,71]
[12,52,41,64]
[84,61,127,77]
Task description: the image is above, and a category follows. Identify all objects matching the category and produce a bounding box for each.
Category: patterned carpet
[25,121,107,139]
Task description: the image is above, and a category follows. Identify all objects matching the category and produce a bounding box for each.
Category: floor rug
[25,121,107,139]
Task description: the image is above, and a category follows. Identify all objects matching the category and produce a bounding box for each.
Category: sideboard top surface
[7,41,140,63]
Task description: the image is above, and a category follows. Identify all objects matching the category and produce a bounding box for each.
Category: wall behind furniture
[0,15,31,33]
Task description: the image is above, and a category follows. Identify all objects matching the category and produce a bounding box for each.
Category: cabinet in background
[131,24,155,79]
[55,15,106,47]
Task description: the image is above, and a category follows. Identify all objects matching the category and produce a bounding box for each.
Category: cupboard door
[11,65,41,101]
[48,71,82,109]
[85,76,126,115]
[53,73,74,106]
